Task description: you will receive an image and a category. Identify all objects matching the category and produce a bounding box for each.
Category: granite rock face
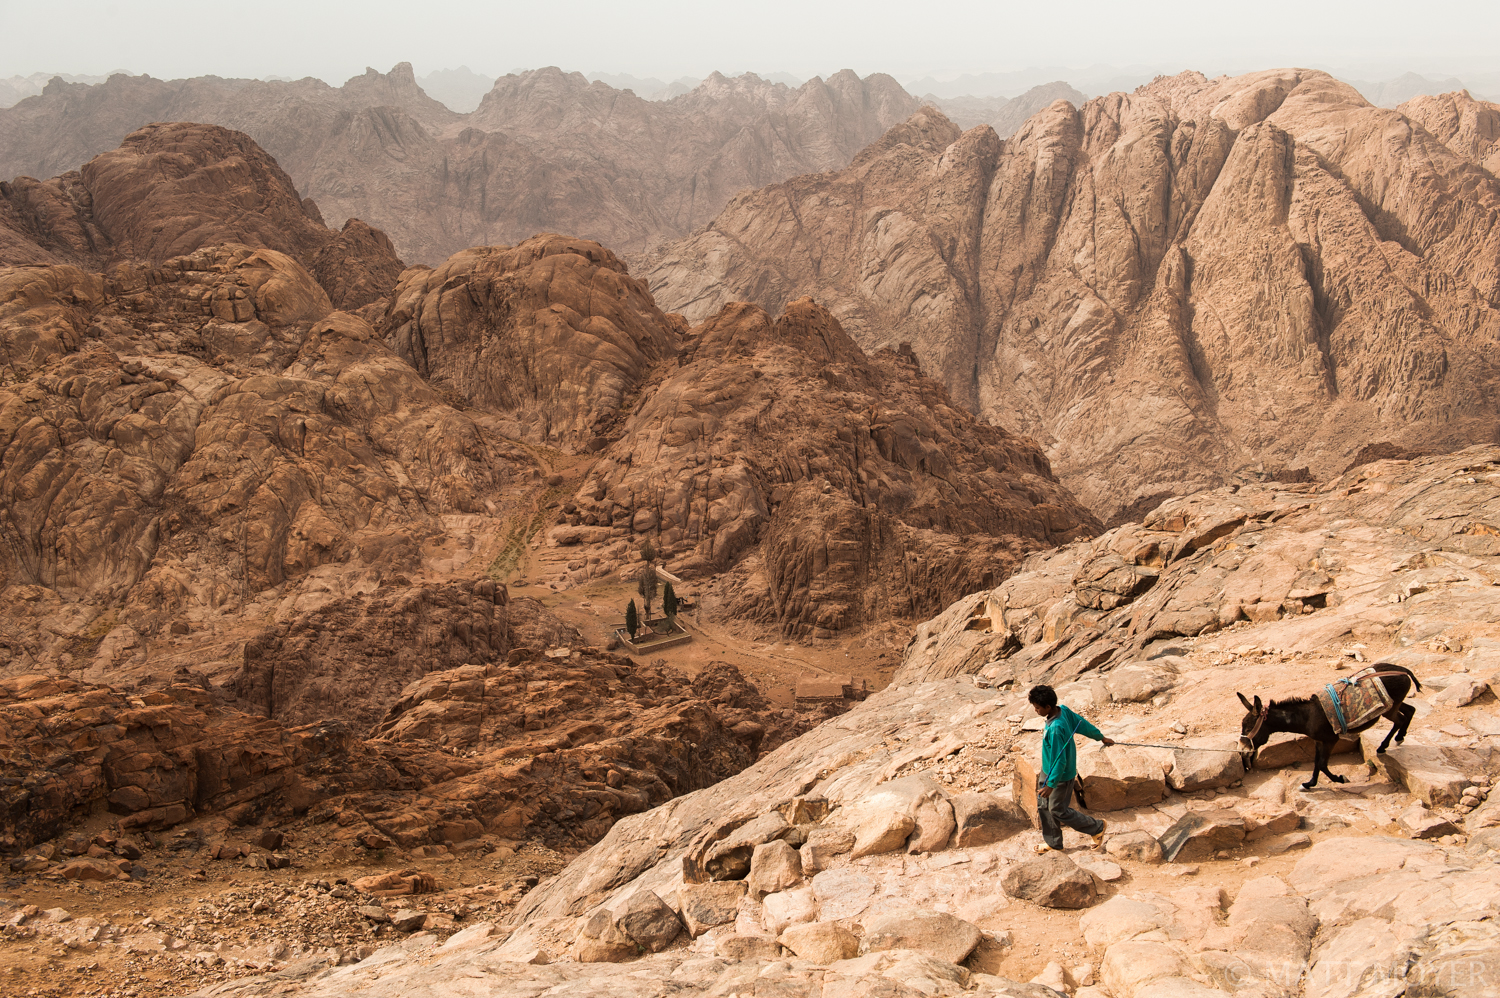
[895,446,1500,688]
[0,648,777,853]
[379,235,679,449]
[1,122,405,309]
[647,71,1500,521]
[548,297,1098,635]
[1400,89,1500,176]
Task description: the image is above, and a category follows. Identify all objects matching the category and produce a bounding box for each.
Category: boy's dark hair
[1028,684,1058,709]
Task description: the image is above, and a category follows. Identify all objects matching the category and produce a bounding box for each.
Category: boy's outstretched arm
[1076,714,1114,746]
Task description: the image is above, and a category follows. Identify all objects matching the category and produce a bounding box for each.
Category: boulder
[575,907,638,963]
[1158,810,1246,862]
[679,881,747,937]
[1076,744,1169,811]
[357,905,388,923]
[799,825,855,874]
[613,890,682,953]
[746,839,802,897]
[1031,961,1075,993]
[951,792,1031,847]
[1362,735,1477,805]
[845,775,948,857]
[1237,803,1302,840]
[779,921,859,963]
[805,826,856,852]
[1104,830,1164,864]
[1102,941,1190,996]
[1399,804,1460,839]
[1001,852,1099,909]
[1263,832,1312,855]
[1103,667,1176,703]
[249,828,285,850]
[715,935,782,960]
[696,811,792,882]
[1465,799,1500,830]
[1433,678,1485,707]
[1012,754,1044,827]
[761,887,817,934]
[842,950,974,989]
[57,857,127,881]
[390,909,427,932]
[1254,733,1359,769]
[575,889,681,961]
[1078,859,1123,882]
[1163,747,1244,792]
[907,796,956,853]
[1080,896,1171,948]
[858,909,984,964]
[1222,876,1316,976]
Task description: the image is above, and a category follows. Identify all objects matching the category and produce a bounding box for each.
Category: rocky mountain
[0,120,406,308]
[0,123,1097,866]
[0,64,920,264]
[0,71,127,109]
[1399,89,1500,176]
[376,241,1097,636]
[646,70,1500,522]
[151,446,1500,998]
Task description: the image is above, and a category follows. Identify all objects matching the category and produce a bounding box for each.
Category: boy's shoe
[1092,821,1108,849]
[1035,843,1053,854]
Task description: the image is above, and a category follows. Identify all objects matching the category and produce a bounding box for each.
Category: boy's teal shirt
[1040,704,1105,786]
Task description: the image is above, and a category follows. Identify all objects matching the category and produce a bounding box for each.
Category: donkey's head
[1236,691,1271,770]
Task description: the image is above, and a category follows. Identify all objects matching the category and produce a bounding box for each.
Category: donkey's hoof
[1332,775,1348,783]
[1376,746,1387,754]
[1301,780,1317,790]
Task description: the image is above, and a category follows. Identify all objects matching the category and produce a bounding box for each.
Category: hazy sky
[1,0,1495,83]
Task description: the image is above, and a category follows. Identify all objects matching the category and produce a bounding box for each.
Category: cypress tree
[637,564,659,620]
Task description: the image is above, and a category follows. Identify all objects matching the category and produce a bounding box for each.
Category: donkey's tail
[1380,662,1422,691]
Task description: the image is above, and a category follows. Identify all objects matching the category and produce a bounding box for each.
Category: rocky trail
[1,445,1473,998]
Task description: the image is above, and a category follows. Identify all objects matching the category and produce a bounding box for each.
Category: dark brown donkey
[1236,664,1422,790]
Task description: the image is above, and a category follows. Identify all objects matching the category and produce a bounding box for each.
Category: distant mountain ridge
[0,63,918,263]
[924,81,1088,136]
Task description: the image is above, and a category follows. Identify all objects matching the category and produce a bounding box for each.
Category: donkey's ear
[1237,692,1253,711]
[1253,696,1263,711]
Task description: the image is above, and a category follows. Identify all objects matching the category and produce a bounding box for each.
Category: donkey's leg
[1302,742,1326,790]
[1376,707,1402,753]
[1320,738,1348,783]
[1395,703,1416,744]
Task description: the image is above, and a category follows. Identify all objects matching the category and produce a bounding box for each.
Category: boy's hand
[1101,737,1115,747]
[1039,786,1053,798]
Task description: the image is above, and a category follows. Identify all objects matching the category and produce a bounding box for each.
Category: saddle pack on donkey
[1315,667,1395,735]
